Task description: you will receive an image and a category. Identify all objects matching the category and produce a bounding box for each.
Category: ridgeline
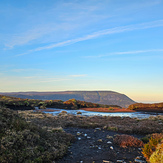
[1,91,135,108]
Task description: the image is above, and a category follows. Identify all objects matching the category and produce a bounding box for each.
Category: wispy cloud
[17,19,163,56]
[39,78,71,83]
[5,25,60,49]
[84,49,163,58]
[11,68,44,73]
[69,74,87,77]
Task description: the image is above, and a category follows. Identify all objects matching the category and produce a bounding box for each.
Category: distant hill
[1,91,135,108]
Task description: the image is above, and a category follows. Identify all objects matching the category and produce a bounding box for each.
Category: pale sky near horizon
[0,0,163,103]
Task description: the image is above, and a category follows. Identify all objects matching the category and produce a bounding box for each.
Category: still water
[42,108,163,119]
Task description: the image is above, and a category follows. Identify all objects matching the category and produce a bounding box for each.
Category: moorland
[0,94,163,162]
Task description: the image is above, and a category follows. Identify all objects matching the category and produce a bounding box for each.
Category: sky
[0,0,163,103]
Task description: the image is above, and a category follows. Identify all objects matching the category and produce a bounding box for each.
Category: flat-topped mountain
[1,91,135,108]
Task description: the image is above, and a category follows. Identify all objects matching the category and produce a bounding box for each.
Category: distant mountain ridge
[1,91,135,108]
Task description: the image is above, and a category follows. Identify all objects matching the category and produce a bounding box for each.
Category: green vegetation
[0,106,74,162]
[149,139,163,163]
[142,133,163,162]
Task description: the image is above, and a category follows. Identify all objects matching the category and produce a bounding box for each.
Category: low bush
[142,133,163,161]
[0,107,74,162]
[113,134,144,148]
[149,139,163,163]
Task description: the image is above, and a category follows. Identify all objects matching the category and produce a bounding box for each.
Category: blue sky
[0,0,163,102]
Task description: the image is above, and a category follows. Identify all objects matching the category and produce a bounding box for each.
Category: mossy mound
[0,107,74,162]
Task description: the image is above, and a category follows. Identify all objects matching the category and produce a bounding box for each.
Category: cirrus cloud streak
[17,19,163,56]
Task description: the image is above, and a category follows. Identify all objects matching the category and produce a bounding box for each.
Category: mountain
[0,91,135,108]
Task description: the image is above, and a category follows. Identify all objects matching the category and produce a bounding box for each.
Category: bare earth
[56,127,146,163]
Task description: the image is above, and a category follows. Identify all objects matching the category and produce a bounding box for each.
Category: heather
[128,103,163,112]
[19,110,163,135]
[142,133,163,162]
[0,107,74,162]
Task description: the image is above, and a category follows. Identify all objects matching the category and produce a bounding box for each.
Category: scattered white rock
[80,161,83,163]
[110,146,114,150]
[87,136,91,139]
[84,134,87,136]
[98,139,103,142]
[106,135,113,139]
[98,147,101,150]
[103,126,107,129]
[134,159,145,163]
[78,137,81,140]
[107,141,112,144]
[77,132,81,136]
[117,160,124,163]
[103,160,113,163]
[95,128,101,130]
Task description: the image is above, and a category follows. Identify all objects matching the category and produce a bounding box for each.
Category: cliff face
[1,91,135,108]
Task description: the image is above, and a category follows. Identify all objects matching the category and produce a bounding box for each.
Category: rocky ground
[56,128,147,163]
[18,110,163,163]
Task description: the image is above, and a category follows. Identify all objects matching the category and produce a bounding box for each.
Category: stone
[77,132,81,136]
[77,111,82,114]
[107,141,112,144]
[106,135,113,139]
[117,160,124,163]
[98,139,103,142]
[103,126,107,129]
[110,146,114,150]
[103,160,113,163]
[134,159,145,163]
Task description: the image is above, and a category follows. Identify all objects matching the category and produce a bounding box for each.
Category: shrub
[142,133,163,161]
[113,134,144,148]
[107,126,118,131]
[149,140,163,163]
[0,107,74,162]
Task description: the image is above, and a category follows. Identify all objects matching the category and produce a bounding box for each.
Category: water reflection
[42,108,163,119]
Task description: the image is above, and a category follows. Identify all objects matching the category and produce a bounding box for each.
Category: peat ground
[56,128,146,163]
[18,111,163,163]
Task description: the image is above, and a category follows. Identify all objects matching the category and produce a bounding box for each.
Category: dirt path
[56,128,146,163]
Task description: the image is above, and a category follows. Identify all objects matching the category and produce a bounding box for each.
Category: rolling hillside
[1,91,135,108]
